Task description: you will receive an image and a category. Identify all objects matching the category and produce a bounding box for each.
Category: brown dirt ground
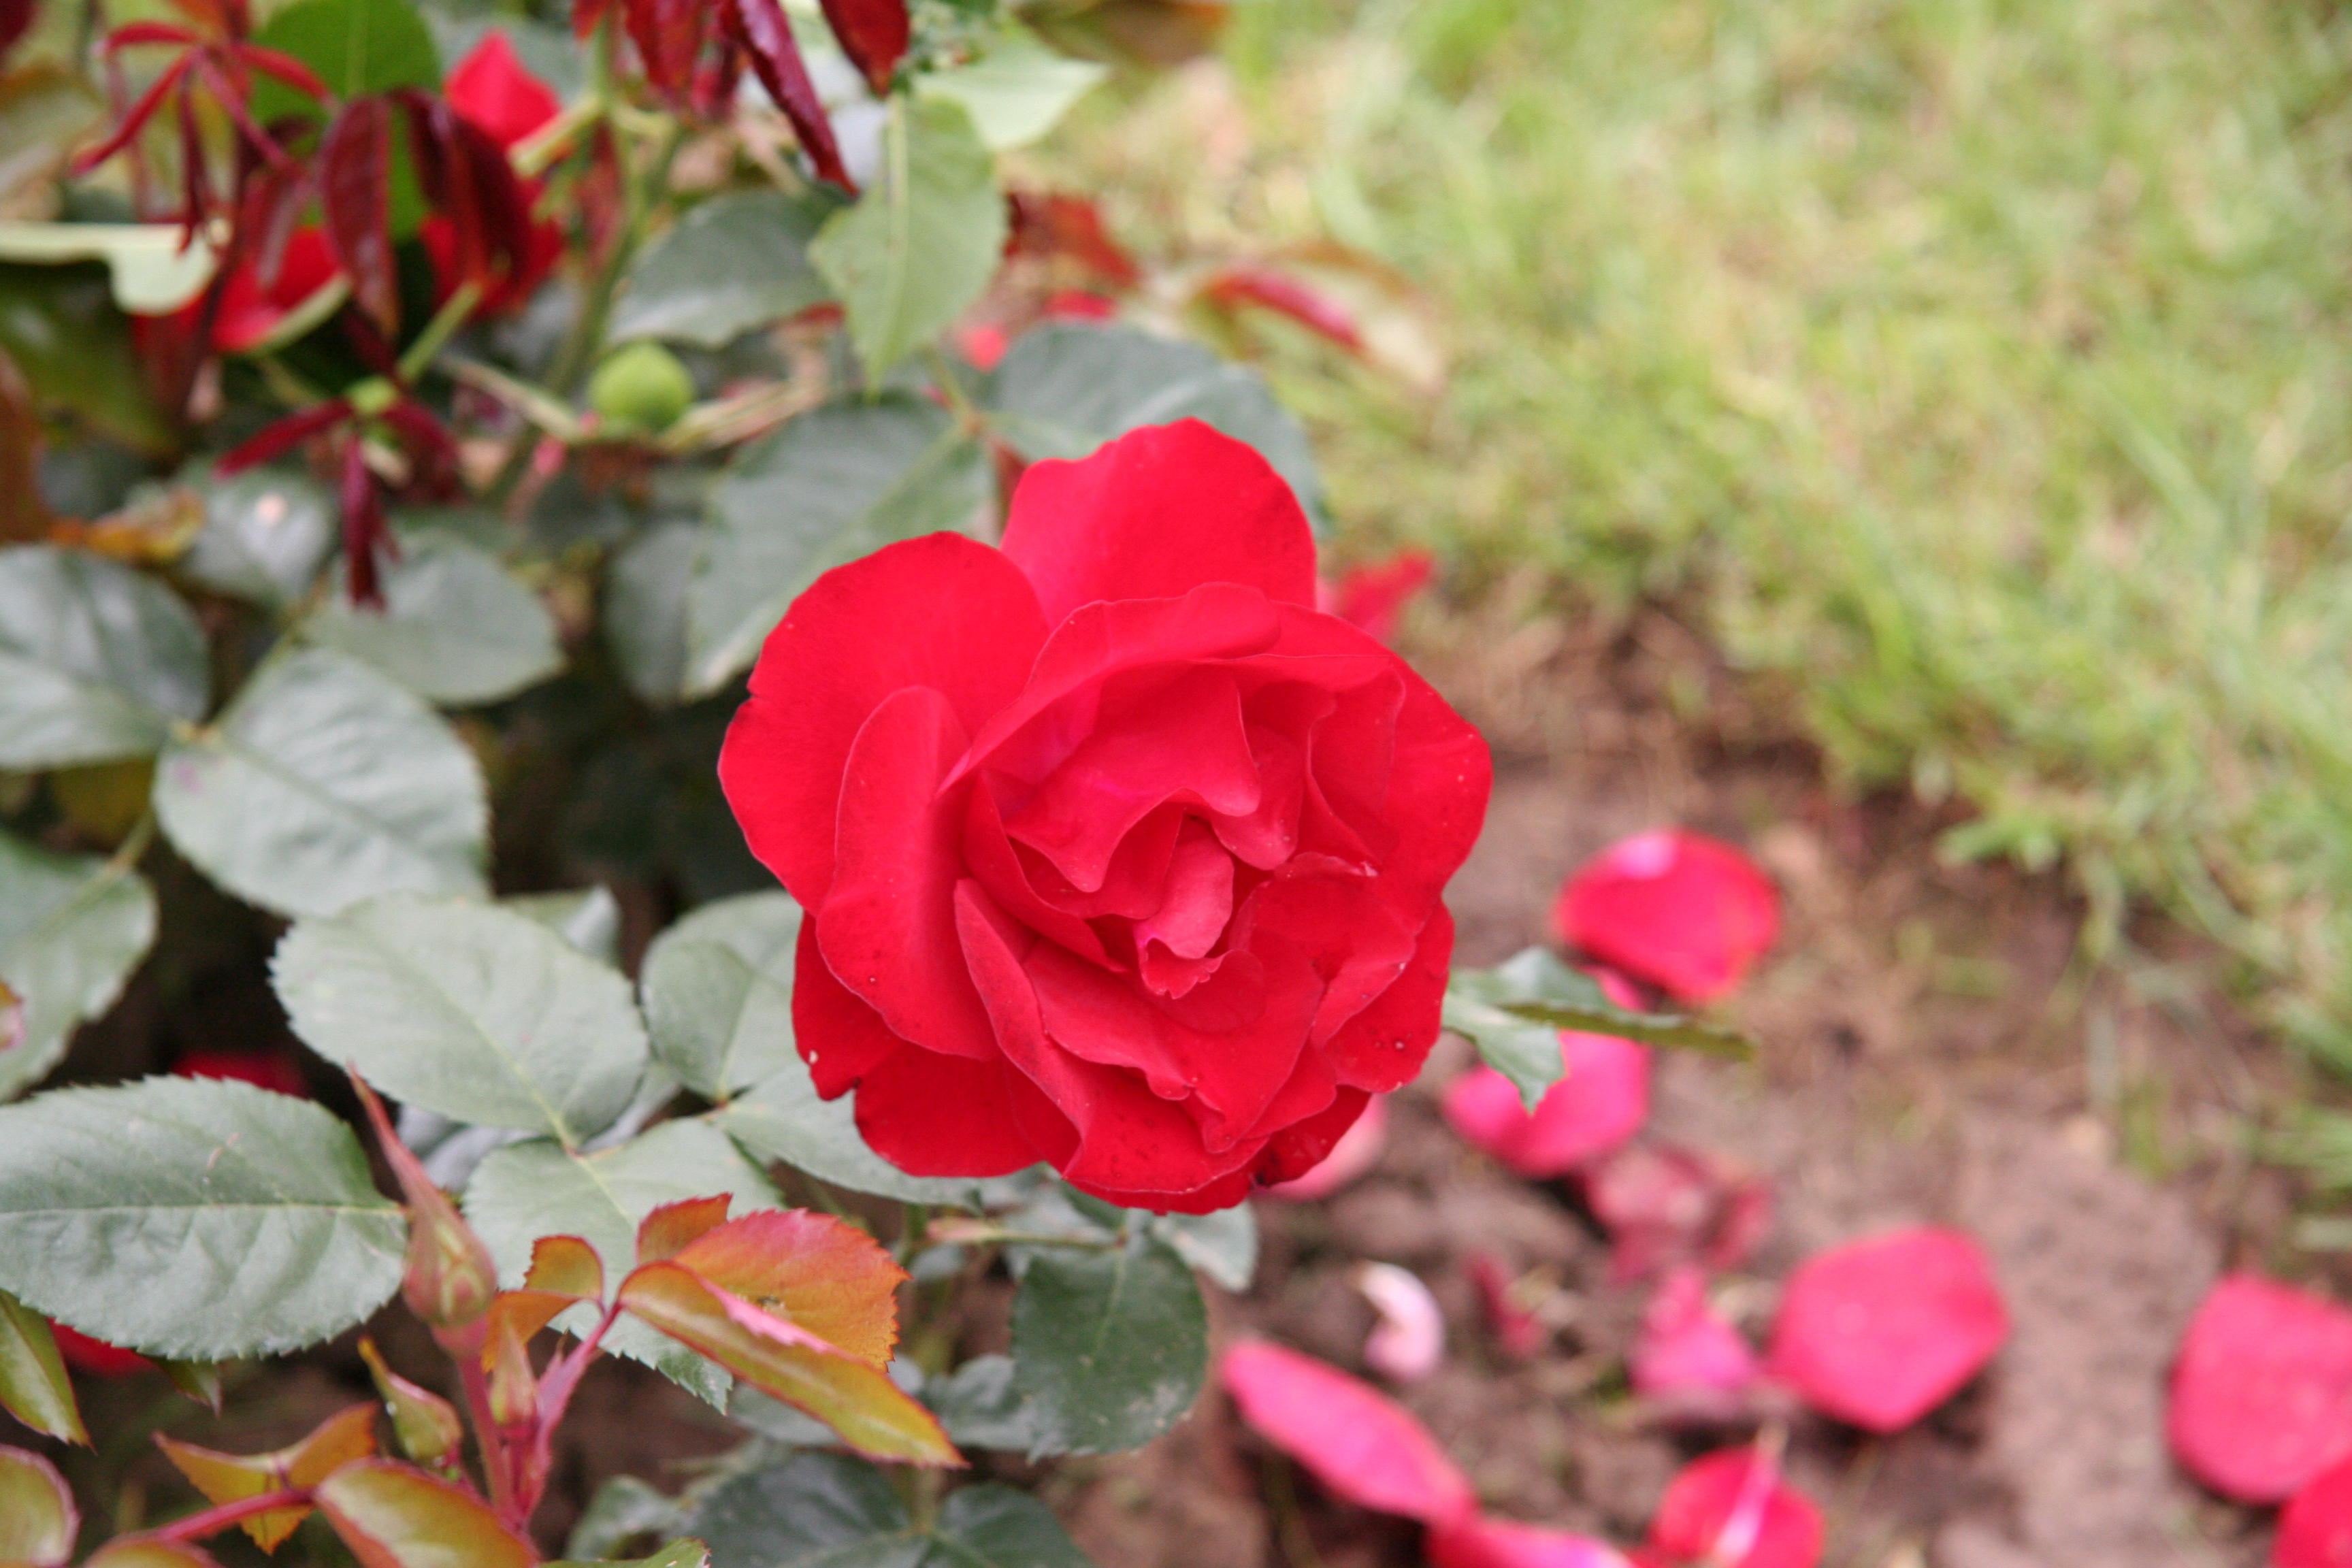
[1056,595,2311,1568]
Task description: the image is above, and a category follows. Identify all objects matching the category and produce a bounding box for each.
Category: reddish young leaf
[2167,1273,2352,1503]
[1467,1253,1546,1359]
[1321,549,1434,645]
[2280,1454,2352,1568]
[1007,191,1141,288]
[0,1443,76,1567]
[313,1459,538,1568]
[1262,1092,1387,1200]
[157,1403,378,1550]
[172,1047,308,1096]
[817,0,909,94]
[216,397,350,474]
[627,0,711,99]
[1200,265,1366,353]
[320,97,399,336]
[50,1321,154,1377]
[1443,972,1651,1178]
[1218,1340,1475,1525]
[525,1235,606,1302]
[636,1195,735,1265]
[1554,830,1780,1004]
[235,43,331,102]
[1583,1143,1771,1284]
[444,32,563,149]
[75,56,194,177]
[340,436,391,610]
[1428,1516,1633,1568]
[1631,1267,1760,1418]
[1356,1262,1445,1383]
[1646,1446,1822,1568]
[358,1339,465,1469]
[724,0,853,191]
[670,1208,909,1369]
[617,1261,958,1467]
[1765,1227,2007,1435]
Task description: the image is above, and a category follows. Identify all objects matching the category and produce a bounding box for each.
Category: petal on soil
[1552,830,1779,1003]
[1220,1339,1475,1524]
[2168,1272,2352,1503]
[1633,1267,1761,1416]
[1427,1514,1633,1568]
[1645,1446,1823,1568]
[1356,1262,1446,1382]
[2278,1453,2352,1568]
[1765,1227,2007,1434]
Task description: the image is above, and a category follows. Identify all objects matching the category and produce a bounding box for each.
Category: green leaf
[549,1544,710,1568]
[0,544,209,768]
[604,520,698,706]
[0,222,220,315]
[304,530,564,706]
[808,97,1006,378]
[1149,1205,1256,1293]
[687,1455,1093,1568]
[274,894,650,1145]
[685,395,990,696]
[248,0,442,114]
[0,262,174,450]
[1443,947,1751,1110]
[720,1054,1003,1209]
[609,191,834,350]
[0,67,104,218]
[504,885,623,965]
[923,1354,1036,1452]
[315,1458,537,1568]
[640,891,802,1101]
[179,468,336,610]
[0,828,156,1103]
[0,1444,75,1567]
[0,1077,406,1359]
[913,31,1106,152]
[154,648,489,918]
[0,1290,85,1446]
[563,1476,689,1562]
[1012,1230,1205,1456]
[986,322,1328,528]
[463,1119,782,1405]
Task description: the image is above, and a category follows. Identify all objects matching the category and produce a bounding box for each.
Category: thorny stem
[151,1486,312,1542]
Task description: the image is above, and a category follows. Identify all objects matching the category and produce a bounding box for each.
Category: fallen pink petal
[1584,1143,1774,1284]
[1645,1444,1823,1568]
[1443,972,1652,1177]
[1428,1514,1635,1568]
[2168,1273,2352,1503]
[1633,1266,1761,1416]
[1358,1262,1448,1382]
[1469,1252,1547,1359]
[1554,830,1780,1003]
[1220,1339,1476,1525]
[2278,1453,2352,1568]
[1765,1226,2008,1434]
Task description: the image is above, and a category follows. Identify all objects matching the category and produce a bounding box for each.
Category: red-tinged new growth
[2279,1454,2352,1568]
[1555,830,1780,1004]
[1644,1441,1823,1568]
[1220,1340,1476,1525]
[351,1077,497,1333]
[2168,1273,2352,1503]
[358,1339,466,1474]
[156,1404,378,1551]
[1765,1227,2007,1435]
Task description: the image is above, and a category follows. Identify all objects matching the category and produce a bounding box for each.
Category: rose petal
[172,1048,308,1098]
[1219,1340,1475,1525]
[1326,550,1435,646]
[1427,1516,1632,1568]
[850,1045,1041,1178]
[1554,830,1779,1003]
[2167,1273,2352,1503]
[1000,420,1318,625]
[1584,1144,1772,1284]
[1632,1267,1760,1414]
[1467,1252,1546,1359]
[1357,1262,1446,1382]
[50,1322,152,1377]
[444,31,563,150]
[2278,1454,2352,1568]
[1646,1446,1823,1568]
[1443,994,1650,1178]
[1765,1227,2007,1435]
[792,917,910,1099]
[720,532,1049,910]
[1262,1092,1387,1199]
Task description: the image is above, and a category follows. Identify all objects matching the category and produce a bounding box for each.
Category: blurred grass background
[1041,0,2352,1105]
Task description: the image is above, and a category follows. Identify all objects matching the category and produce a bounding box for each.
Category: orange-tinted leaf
[157,1403,378,1551]
[525,1235,605,1301]
[636,1196,733,1267]
[0,1444,76,1567]
[50,485,206,564]
[359,1339,465,1468]
[314,1459,538,1568]
[86,1540,227,1568]
[353,1077,498,1329]
[486,1306,538,1427]
[484,1290,580,1358]
[619,1262,958,1467]
[672,1209,906,1368]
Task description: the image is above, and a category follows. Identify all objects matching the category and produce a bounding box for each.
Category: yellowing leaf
[618,1262,958,1468]
[157,1403,379,1550]
[0,1443,76,1567]
[314,1458,538,1568]
[672,1209,906,1369]
[524,1235,604,1301]
[634,1195,733,1266]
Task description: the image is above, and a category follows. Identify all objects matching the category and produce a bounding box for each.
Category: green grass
[1041,0,2352,1066]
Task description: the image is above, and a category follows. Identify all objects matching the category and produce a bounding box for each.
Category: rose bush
[719,420,1492,1211]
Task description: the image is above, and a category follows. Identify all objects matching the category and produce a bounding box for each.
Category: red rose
[720,421,1490,1211]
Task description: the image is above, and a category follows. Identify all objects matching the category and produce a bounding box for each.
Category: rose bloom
[720,421,1490,1211]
